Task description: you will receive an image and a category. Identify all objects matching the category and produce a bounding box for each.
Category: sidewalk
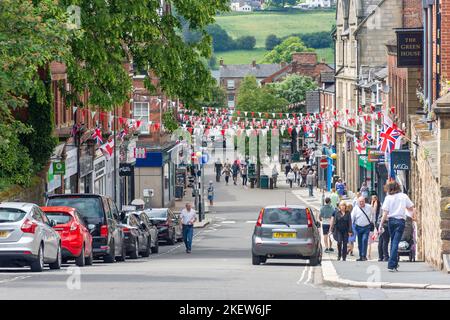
[292,185,450,289]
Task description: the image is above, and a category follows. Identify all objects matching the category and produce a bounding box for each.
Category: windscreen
[0,208,27,223]
[262,208,307,225]
[45,212,72,225]
[47,197,103,224]
[145,209,167,219]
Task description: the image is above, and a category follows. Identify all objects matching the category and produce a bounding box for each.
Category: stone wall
[0,177,46,206]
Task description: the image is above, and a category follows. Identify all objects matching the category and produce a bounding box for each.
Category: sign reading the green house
[358,156,373,171]
[396,29,423,68]
[53,162,65,175]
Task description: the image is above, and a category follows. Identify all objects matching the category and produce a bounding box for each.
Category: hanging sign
[396,29,423,68]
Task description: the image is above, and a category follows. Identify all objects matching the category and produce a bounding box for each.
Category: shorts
[322,224,330,235]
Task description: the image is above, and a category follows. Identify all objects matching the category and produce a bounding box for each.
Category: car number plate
[0,231,9,238]
[273,232,296,239]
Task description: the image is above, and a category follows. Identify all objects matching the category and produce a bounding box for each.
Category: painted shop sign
[396,29,423,68]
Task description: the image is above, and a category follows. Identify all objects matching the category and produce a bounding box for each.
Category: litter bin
[260,175,269,189]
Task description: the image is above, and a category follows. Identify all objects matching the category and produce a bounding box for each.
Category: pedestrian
[330,201,353,261]
[300,166,308,187]
[372,194,389,261]
[351,196,374,261]
[378,180,415,272]
[320,197,335,253]
[287,170,295,188]
[335,179,345,197]
[305,150,310,166]
[330,188,340,209]
[272,165,279,188]
[222,163,231,185]
[360,182,369,202]
[293,164,299,185]
[207,181,214,206]
[346,203,356,256]
[232,160,240,185]
[306,170,316,197]
[240,164,248,186]
[284,161,291,178]
[180,203,197,253]
[214,158,223,183]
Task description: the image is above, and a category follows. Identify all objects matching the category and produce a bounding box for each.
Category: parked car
[251,205,322,266]
[46,194,126,263]
[41,206,93,266]
[119,212,151,259]
[0,202,62,272]
[143,208,182,244]
[138,212,159,253]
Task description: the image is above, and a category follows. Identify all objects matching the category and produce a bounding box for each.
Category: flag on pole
[91,127,103,145]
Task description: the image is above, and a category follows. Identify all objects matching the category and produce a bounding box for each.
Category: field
[213,10,335,67]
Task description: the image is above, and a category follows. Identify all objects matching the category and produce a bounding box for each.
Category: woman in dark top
[330,201,353,261]
[372,194,389,261]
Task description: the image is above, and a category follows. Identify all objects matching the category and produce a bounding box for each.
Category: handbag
[360,207,375,232]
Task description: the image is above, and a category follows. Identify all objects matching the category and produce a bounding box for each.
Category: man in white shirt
[351,197,373,261]
[379,181,415,271]
[180,203,197,253]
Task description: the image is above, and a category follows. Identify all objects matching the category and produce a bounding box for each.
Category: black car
[119,212,152,259]
[46,194,126,263]
[144,208,182,244]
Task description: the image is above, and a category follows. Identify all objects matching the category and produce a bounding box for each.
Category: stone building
[334,0,403,192]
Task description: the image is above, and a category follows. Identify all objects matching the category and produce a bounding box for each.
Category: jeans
[242,175,247,186]
[355,224,370,258]
[378,225,390,260]
[388,218,406,269]
[289,179,293,188]
[308,184,313,196]
[334,231,349,260]
[225,176,229,184]
[182,225,194,251]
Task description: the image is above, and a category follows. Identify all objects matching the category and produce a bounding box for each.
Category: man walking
[232,160,240,185]
[320,197,335,252]
[214,158,223,183]
[240,164,248,186]
[180,203,197,253]
[351,196,373,261]
[222,163,231,185]
[306,170,316,197]
[379,180,415,272]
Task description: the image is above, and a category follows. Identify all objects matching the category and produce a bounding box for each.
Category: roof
[374,67,388,80]
[0,202,35,212]
[320,71,335,83]
[323,84,335,93]
[219,63,282,79]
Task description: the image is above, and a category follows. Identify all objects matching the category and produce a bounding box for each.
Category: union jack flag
[362,132,372,145]
[378,125,401,153]
[91,127,103,145]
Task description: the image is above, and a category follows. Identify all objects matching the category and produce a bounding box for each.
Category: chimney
[291,52,318,65]
[321,58,326,63]
[252,60,256,68]
[220,58,224,66]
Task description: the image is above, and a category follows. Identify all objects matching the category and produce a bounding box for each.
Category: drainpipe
[427,6,433,130]
[423,5,428,121]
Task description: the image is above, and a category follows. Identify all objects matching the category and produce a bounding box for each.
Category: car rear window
[262,208,308,225]
[0,208,27,223]
[145,210,167,219]
[47,197,103,224]
[45,212,72,225]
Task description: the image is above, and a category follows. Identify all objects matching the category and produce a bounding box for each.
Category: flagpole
[114,106,117,205]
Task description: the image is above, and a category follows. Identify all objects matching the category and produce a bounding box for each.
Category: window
[228,94,234,102]
[227,80,235,89]
[376,83,383,105]
[133,102,149,134]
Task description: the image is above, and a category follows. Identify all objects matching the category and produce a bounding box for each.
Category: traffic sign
[320,159,328,169]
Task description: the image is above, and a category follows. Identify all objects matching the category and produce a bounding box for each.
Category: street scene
[1,0,450,304]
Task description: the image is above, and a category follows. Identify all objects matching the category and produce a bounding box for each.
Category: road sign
[320,159,328,169]
[53,162,65,175]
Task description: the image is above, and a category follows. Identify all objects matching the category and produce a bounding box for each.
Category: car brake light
[256,209,264,227]
[100,225,108,237]
[122,227,130,233]
[306,209,313,228]
[21,219,38,234]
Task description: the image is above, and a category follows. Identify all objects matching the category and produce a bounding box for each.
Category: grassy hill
[213,10,335,67]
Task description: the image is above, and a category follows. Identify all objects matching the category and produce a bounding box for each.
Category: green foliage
[206,24,236,52]
[236,76,288,112]
[197,84,227,109]
[265,34,282,50]
[262,36,313,63]
[267,74,318,104]
[162,111,179,133]
[235,36,256,50]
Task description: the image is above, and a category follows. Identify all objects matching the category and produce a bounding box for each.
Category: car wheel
[104,240,115,263]
[252,253,262,265]
[129,239,139,259]
[49,244,62,270]
[85,246,94,266]
[151,238,159,254]
[116,240,126,262]
[30,244,44,272]
[75,244,86,267]
[141,237,151,258]
[309,251,322,266]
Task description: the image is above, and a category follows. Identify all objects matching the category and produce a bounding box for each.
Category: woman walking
[372,194,389,261]
[346,203,356,256]
[222,164,231,185]
[207,181,215,206]
[330,201,353,261]
[287,170,295,188]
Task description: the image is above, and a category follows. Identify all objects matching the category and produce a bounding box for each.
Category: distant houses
[230,0,263,12]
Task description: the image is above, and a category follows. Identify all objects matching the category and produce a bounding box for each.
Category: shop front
[390,149,411,194]
[63,146,78,194]
[119,137,137,208]
[358,155,374,192]
[79,144,94,194]
[93,152,107,196]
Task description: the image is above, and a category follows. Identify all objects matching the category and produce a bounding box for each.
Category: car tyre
[130,239,139,259]
[309,248,322,266]
[75,244,86,267]
[85,246,94,266]
[104,240,115,263]
[30,244,44,272]
[151,238,159,254]
[252,253,262,265]
[141,237,151,257]
[49,244,62,270]
[116,240,127,262]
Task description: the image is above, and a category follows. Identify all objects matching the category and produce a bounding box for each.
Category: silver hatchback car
[0,202,62,272]
[251,205,322,266]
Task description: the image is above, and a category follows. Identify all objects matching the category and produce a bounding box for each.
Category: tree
[266,34,281,50]
[236,36,256,50]
[197,84,227,110]
[206,24,236,52]
[268,74,318,104]
[236,76,288,112]
[262,36,314,63]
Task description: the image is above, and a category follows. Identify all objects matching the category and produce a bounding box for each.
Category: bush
[206,24,236,52]
[266,34,281,50]
[236,36,256,50]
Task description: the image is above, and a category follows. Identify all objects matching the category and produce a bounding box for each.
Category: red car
[41,206,93,267]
